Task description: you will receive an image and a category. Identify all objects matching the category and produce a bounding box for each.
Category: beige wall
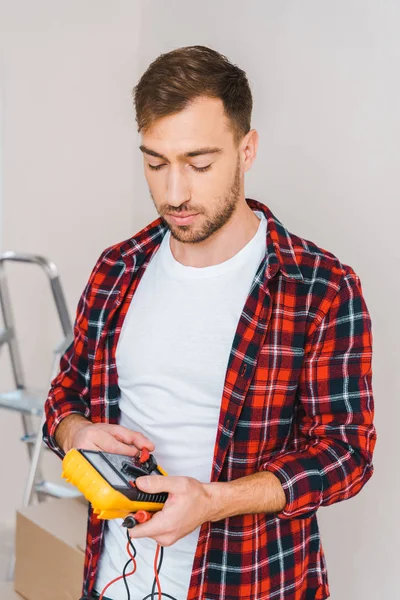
[0,0,144,520]
[1,1,399,598]
[136,2,400,598]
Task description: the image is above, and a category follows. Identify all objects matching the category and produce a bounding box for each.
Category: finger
[136,475,178,494]
[75,440,104,453]
[112,427,155,452]
[75,439,102,451]
[95,431,141,457]
[128,512,166,540]
[92,442,104,451]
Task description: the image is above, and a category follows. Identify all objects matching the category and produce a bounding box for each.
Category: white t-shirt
[94,210,267,599]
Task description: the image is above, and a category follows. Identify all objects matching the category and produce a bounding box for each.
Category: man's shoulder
[250,199,359,287]
[283,228,366,336]
[95,216,166,267]
[288,228,360,288]
[81,217,166,300]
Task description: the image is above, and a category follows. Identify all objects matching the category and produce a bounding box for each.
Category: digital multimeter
[61,448,168,520]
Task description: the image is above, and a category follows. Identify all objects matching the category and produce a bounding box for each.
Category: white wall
[135,2,400,599]
[0,0,144,520]
[0,1,399,598]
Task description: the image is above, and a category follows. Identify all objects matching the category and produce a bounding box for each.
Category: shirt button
[240,364,247,377]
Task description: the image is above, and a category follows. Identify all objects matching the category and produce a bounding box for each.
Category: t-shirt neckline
[160,210,267,280]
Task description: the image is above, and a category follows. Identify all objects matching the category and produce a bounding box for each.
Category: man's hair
[132,45,253,147]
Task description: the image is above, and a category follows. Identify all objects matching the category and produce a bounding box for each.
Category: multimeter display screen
[84,451,127,487]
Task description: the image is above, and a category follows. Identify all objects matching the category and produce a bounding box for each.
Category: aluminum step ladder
[0,251,82,506]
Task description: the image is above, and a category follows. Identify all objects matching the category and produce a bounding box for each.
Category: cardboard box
[0,581,24,598]
[14,497,88,600]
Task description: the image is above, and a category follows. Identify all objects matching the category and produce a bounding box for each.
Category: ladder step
[35,480,82,499]
[21,433,37,443]
[20,433,50,448]
[0,388,46,415]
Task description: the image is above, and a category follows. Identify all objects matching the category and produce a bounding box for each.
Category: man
[43,45,376,600]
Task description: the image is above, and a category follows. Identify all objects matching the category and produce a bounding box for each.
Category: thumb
[113,426,155,451]
[136,475,167,493]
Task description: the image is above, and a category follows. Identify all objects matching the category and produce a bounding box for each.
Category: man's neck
[169,203,261,268]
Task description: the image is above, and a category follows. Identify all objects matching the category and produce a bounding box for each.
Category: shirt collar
[247,198,304,283]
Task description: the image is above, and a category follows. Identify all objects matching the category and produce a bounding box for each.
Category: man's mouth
[167,213,199,225]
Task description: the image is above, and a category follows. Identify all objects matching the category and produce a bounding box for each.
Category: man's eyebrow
[139,145,223,160]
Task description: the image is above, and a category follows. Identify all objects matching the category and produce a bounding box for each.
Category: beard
[150,154,241,244]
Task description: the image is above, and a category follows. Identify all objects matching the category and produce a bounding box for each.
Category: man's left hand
[127,475,214,546]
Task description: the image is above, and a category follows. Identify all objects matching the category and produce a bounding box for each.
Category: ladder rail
[0,252,77,582]
[0,261,25,388]
[0,251,72,337]
[0,252,73,461]
[0,251,73,490]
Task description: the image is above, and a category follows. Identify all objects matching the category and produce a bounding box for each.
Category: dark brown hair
[132,45,253,147]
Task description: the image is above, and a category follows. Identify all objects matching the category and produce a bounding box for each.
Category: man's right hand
[55,414,155,457]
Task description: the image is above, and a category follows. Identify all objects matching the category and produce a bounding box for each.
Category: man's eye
[148,164,212,172]
[192,164,212,172]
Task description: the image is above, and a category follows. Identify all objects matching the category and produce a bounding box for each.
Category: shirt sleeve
[260,268,376,519]
[42,251,106,459]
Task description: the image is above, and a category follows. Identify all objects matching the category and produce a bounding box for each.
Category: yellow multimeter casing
[62,448,168,520]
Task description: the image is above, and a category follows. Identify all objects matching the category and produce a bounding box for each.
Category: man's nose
[165,166,190,207]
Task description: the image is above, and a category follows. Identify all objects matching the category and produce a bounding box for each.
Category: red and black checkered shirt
[43,198,376,600]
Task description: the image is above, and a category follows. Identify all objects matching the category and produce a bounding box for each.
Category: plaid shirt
[43,198,376,600]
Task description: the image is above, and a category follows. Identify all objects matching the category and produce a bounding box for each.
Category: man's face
[140,96,244,244]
